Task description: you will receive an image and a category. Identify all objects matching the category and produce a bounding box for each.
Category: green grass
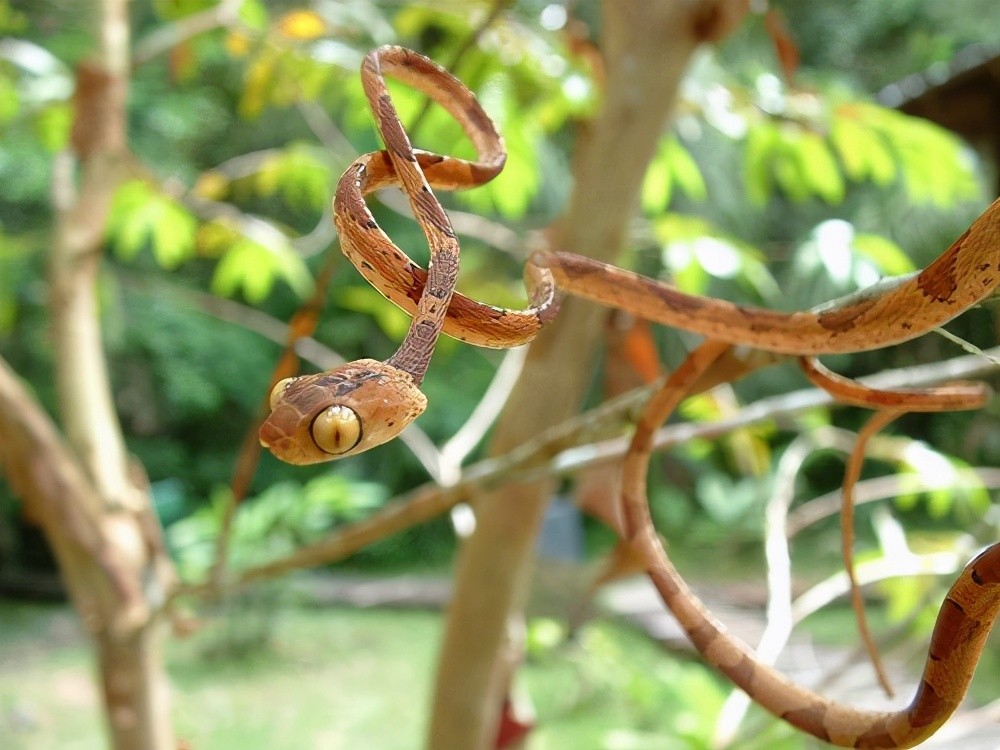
[0,597,794,750]
[0,603,104,750]
[1,601,443,750]
[3,590,996,750]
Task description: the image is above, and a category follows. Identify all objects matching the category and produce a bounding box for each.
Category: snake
[258,45,1000,747]
[257,46,558,466]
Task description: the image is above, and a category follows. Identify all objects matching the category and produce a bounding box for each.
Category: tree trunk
[0,0,178,748]
[426,2,748,748]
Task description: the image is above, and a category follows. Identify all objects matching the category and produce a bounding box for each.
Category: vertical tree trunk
[0,0,178,748]
[426,2,747,748]
[0,359,177,750]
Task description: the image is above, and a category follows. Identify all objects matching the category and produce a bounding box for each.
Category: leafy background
[0,1,999,747]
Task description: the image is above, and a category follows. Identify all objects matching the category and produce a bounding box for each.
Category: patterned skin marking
[916,231,965,303]
[816,294,880,333]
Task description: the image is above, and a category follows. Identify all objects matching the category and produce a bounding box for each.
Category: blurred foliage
[168,475,386,581]
[0,1,997,746]
[771,0,1000,91]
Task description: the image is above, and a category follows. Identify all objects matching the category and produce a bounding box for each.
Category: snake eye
[311,405,362,455]
[269,377,295,411]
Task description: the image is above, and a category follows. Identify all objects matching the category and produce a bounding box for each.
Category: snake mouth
[258,418,304,463]
[257,419,278,449]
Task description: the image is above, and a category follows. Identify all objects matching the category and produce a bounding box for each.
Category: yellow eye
[311,405,362,455]
[269,377,295,410]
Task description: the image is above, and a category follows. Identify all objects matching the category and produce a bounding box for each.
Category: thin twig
[183,193,296,255]
[296,100,356,160]
[787,467,1000,536]
[180,347,1000,598]
[934,326,1000,367]
[714,419,987,746]
[132,0,243,67]
[438,345,528,484]
[791,550,969,623]
[547,347,1000,478]
[210,249,341,590]
[199,148,284,181]
[155,148,337,258]
[723,548,977,748]
[810,581,936,700]
[841,411,903,697]
[713,428,856,748]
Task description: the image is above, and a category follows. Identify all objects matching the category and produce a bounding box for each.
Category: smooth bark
[0,0,178,747]
[426,2,748,748]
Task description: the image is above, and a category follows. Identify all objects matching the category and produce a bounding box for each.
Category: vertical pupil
[310,405,361,455]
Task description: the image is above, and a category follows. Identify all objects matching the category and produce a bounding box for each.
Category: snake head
[258,359,427,465]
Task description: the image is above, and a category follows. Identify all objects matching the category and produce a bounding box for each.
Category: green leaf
[108,181,158,258]
[107,180,196,269]
[34,103,72,152]
[461,74,541,219]
[302,475,384,522]
[850,103,978,206]
[881,573,932,624]
[641,141,673,214]
[0,71,19,125]
[830,115,867,181]
[238,0,268,29]
[150,200,197,269]
[673,250,709,294]
[695,473,757,523]
[744,122,779,206]
[642,135,706,214]
[748,120,851,205]
[654,213,778,300]
[211,233,311,302]
[239,54,276,119]
[338,285,411,342]
[525,617,568,660]
[773,144,810,202]
[794,131,845,204]
[852,233,915,276]
[830,112,897,187]
[212,240,272,301]
[284,146,332,210]
[665,136,707,202]
[253,154,282,197]
[0,1,26,31]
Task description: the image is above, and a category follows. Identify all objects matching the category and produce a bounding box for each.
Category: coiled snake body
[258,46,1000,748]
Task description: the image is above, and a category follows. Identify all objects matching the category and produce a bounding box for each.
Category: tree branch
[0,357,145,630]
[196,346,998,597]
[132,0,243,67]
[38,1,179,744]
